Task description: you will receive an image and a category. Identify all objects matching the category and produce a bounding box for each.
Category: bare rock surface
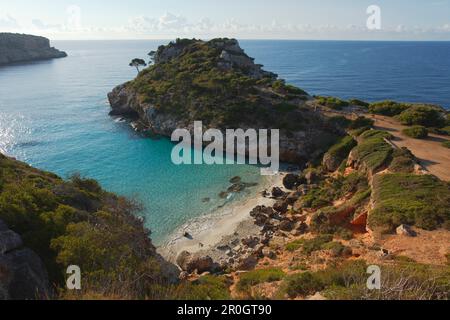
[0,219,51,300]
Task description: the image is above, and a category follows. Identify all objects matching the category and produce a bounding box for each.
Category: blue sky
[1,0,450,40]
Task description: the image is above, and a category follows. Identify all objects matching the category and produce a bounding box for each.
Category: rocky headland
[0,33,67,66]
[108,38,344,164]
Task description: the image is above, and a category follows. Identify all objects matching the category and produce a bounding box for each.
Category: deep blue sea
[1,40,449,243]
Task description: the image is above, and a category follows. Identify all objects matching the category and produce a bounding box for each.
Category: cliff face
[108,38,344,164]
[0,219,50,300]
[0,33,67,65]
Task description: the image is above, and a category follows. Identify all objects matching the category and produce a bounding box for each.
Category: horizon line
[50,38,450,42]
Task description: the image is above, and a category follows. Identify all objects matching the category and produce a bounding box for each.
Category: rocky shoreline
[159,173,284,262]
[160,170,314,278]
[0,33,67,66]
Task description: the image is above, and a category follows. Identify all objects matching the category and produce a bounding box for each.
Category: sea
[1,40,449,243]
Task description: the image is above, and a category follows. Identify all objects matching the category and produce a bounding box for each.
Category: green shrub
[397,105,446,128]
[286,234,334,255]
[349,99,369,108]
[389,147,416,173]
[237,268,285,292]
[328,116,352,129]
[172,275,232,300]
[402,126,428,139]
[348,117,374,130]
[350,127,371,137]
[442,141,450,149]
[321,241,350,257]
[353,131,393,172]
[368,101,410,116]
[280,260,367,299]
[282,272,324,298]
[316,96,350,110]
[324,135,357,171]
[440,126,450,135]
[359,130,393,141]
[369,173,450,232]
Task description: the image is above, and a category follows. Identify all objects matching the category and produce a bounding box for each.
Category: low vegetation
[368,101,411,116]
[388,147,416,173]
[402,126,429,139]
[277,260,449,300]
[442,141,450,148]
[315,96,350,110]
[298,171,368,211]
[171,275,232,300]
[396,105,446,128]
[285,234,334,254]
[236,268,285,292]
[349,99,369,108]
[352,130,394,173]
[369,173,450,232]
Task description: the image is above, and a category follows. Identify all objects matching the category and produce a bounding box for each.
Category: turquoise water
[1,40,449,243]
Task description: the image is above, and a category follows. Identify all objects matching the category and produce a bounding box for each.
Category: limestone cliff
[0,33,67,65]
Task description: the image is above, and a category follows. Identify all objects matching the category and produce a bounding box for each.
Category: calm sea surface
[1,40,449,243]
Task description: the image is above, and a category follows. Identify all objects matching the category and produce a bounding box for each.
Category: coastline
[158,171,286,263]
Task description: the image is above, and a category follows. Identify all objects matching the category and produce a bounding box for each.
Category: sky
[1,0,450,40]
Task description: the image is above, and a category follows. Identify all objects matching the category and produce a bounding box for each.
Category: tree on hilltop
[129,58,147,73]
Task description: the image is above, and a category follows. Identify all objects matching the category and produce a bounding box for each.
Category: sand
[158,172,286,263]
[372,115,450,182]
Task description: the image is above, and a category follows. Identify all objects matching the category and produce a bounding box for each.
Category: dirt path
[371,115,450,181]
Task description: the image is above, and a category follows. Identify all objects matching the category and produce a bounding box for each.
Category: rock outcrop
[0,220,51,300]
[108,38,345,164]
[0,33,67,65]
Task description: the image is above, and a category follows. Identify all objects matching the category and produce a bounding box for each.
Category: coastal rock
[322,152,342,172]
[176,251,192,271]
[279,220,295,232]
[262,248,277,260]
[296,222,309,235]
[236,254,258,271]
[271,187,285,198]
[250,206,276,226]
[396,224,416,237]
[0,230,23,254]
[241,237,259,249]
[304,170,319,185]
[285,191,301,205]
[0,33,67,66]
[229,176,241,184]
[283,174,302,190]
[176,251,218,274]
[108,38,345,165]
[273,201,288,214]
[0,219,50,300]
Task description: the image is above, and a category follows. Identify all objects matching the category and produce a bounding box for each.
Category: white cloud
[32,19,63,31]
[0,14,20,29]
[1,10,450,40]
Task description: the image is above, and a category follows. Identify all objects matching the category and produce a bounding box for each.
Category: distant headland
[0,33,67,66]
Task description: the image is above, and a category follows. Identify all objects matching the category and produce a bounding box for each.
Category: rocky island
[108,38,344,164]
[0,33,67,66]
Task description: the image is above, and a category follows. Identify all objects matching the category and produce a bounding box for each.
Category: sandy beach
[159,172,286,263]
